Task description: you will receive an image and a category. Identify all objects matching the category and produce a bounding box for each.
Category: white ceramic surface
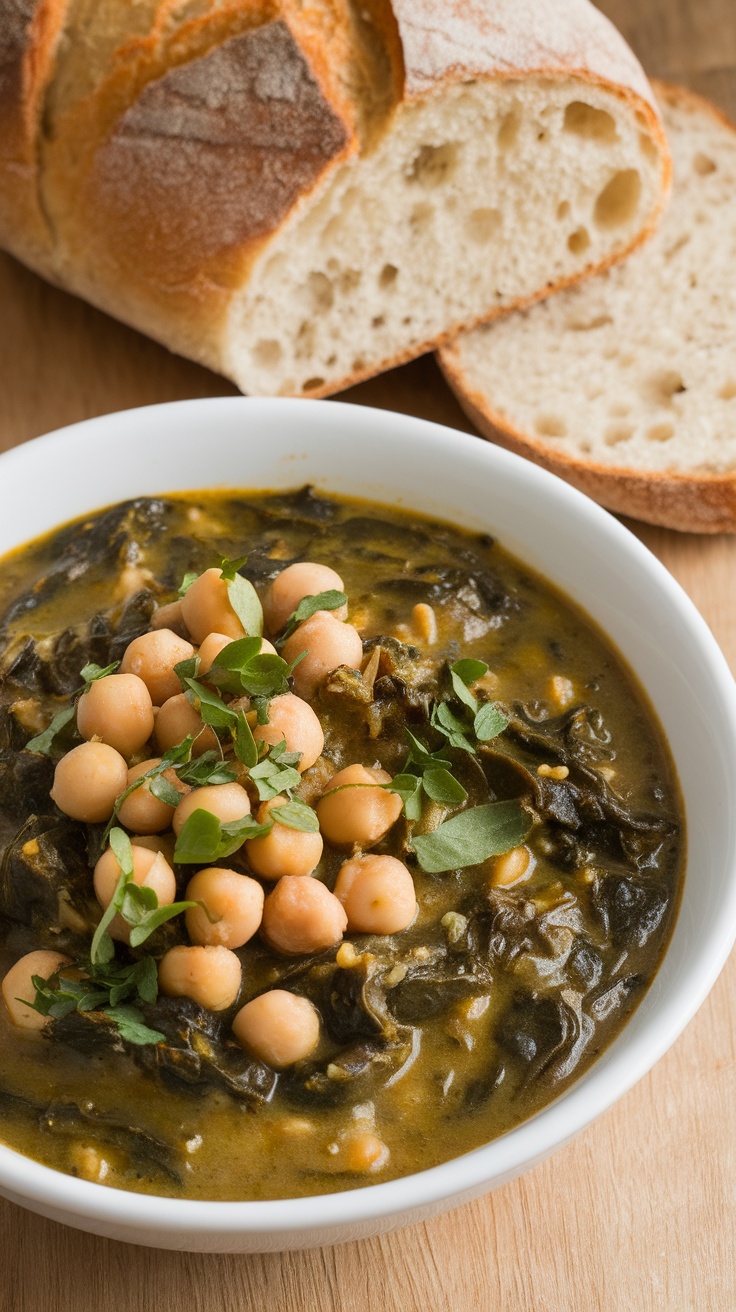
[0,397,735,1253]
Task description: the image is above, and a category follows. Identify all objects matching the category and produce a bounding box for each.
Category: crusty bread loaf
[439,83,736,534]
[1,1,670,397]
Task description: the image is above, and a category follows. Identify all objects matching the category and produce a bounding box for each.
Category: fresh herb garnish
[269,799,320,832]
[447,659,509,743]
[279,590,348,641]
[178,571,199,598]
[25,660,121,755]
[220,557,263,637]
[387,729,468,819]
[411,800,531,873]
[91,827,196,961]
[24,706,77,756]
[249,739,303,801]
[173,808,271,864]
[208,637,305,709]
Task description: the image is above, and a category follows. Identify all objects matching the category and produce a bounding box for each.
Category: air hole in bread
[609,402,630,418]
[535,415,568,438]
[557,200,571,220]
[372,316,385,328]
[306,272,334,313]
[410,202,435,234]
[379,263,398,289]
[497,109,521,152]
[352,358,365,372]
[564,101,618,142]
[719,381,736,401]
[465,208,502,243]
[647,422,675,442]
[252,339,282,369]
[567,226,590,254]
[643,369,686,405]
[407,143,458,188]
[693,152,717,175]
[594,169,642,228]
[338,269,361,295]
[605,422,634,445]
[295,320,315,360]
[568,314,613,332]
[639,132,659,162]
[302,377,325,392]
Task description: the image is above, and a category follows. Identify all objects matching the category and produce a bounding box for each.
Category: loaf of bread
[440,83,736,534]
[1,1,670,398]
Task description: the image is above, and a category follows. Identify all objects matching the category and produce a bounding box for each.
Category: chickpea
[2,950,70,1031]
[132,833,176,864]
[181,568,246,644]
[158,945,241,1011]
[76,673,154,758]
[491,846,533,887]
[261,876,347,956]
[232,990,320,1067]
[93,843,176,942]
[333,855,416,935]
[116,758,184,834]
[172,781,251,837]
[253,693,324,771]
[245,795,323,881]
[282,612,363,699]
[264,561,347,635]
[120,629,194,705]
[316,764,401,848]
[198,631,276,676]
[184,867,264,949]
[51,741,128,823]
[334,1132,390,1174]
[151,599,190,638]
[154,692,218,756]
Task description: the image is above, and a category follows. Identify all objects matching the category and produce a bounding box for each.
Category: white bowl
[0,397,735,1252]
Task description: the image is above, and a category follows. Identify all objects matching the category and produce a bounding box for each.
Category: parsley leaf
[269,799,320,832]
[279,590,348,641]
[219,558,263,636]
[173,808,271,864]
[411,800,531,873]
[25,705,76,755]
[474,703,509,741]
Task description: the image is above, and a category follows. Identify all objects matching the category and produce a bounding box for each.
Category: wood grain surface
[1,1,735,1307]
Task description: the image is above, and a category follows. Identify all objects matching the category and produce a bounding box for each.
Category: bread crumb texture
[441,84,736,479]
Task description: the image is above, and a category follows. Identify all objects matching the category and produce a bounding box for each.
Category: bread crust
[439,80,736,535]
[0,0,670,394]
[0,0,67,268]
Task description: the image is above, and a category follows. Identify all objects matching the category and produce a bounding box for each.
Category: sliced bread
[439,82,736,533]
[0,1,670,397]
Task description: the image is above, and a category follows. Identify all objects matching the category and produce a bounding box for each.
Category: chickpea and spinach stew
[0,489,683,1199]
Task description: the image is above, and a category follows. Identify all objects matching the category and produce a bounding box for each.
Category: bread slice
[439,82,736,534]
[0,1,670,398]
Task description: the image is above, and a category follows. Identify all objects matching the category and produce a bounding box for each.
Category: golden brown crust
[438,79,736,536]
[43,18,355,364]
[0,0,67,266]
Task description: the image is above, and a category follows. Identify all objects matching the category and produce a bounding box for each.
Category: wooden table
[1,2,735,1307]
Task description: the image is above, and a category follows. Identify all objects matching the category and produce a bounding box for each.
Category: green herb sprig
[278,590,347,642]
[411,800,531,873]
[91,828,197,965]
[24,956,165,1047]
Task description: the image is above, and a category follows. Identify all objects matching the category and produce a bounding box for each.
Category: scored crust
[439,82,736,535]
